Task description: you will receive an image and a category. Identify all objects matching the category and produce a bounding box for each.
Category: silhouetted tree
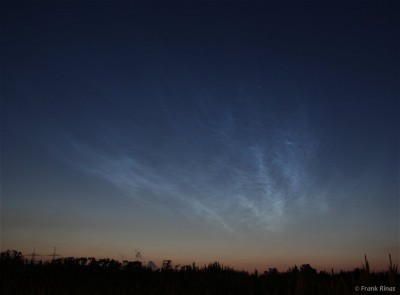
[0,249,24,265]
[1,249,398,295]
[162,259,173,271]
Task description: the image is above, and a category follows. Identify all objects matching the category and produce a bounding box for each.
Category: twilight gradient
[1,1,398,271]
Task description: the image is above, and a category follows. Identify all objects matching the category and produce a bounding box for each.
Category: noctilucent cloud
[1,1,398,271]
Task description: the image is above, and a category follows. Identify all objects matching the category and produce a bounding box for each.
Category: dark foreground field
[1,250,398,295]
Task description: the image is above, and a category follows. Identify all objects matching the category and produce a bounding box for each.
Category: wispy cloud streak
[61,96,323,232]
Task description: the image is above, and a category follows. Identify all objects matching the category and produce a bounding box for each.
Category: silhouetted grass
[1,250,398,295]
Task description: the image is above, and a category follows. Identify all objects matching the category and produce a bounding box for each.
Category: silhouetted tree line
[1,250,398,295]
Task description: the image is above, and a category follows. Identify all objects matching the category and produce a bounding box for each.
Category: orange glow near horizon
[2,241,398,273]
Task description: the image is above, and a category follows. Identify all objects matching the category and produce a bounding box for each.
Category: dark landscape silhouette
[2,2,398,295]
[1,249,398,294]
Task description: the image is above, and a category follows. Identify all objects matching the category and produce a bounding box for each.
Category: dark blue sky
[1,1,399,270]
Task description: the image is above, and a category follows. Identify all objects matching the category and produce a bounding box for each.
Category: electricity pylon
[25,247,41,263]
[48,247,60,261]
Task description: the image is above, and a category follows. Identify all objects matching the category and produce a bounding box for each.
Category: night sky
[1,1,399,271]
